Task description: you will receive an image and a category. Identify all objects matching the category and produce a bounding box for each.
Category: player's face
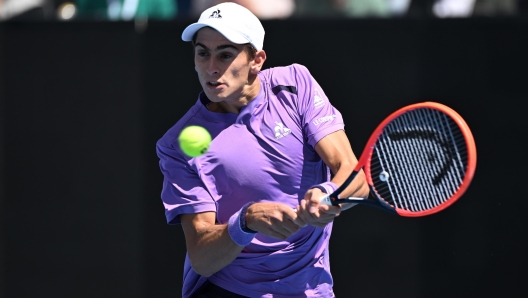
[193,27,257,108]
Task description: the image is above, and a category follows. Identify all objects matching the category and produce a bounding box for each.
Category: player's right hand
[245,202,306,240]
[296,187,342,228]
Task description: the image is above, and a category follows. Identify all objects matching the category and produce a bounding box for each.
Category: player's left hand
[296,188,341,228]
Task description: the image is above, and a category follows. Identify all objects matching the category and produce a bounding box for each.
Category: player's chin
[204,92,228,103]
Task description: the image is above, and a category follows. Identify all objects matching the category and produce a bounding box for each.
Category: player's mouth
[207,81,224,87]
[205,81,226,92]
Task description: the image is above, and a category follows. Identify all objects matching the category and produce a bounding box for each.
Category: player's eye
[196,50,209,57]
[219,53,233,60]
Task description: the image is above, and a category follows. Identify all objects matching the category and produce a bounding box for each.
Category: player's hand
[245,202,306,240]
[296,188,342,228]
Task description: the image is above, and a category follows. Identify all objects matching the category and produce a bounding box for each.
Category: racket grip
[319,195,333,206]
[293,195,364,212]
[292,195,332,212]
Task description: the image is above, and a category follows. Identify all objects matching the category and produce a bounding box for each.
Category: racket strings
[369,108,469,212]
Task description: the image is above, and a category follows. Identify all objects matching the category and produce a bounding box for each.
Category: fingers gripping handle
[293,195,365,212]
[292,195,333,212]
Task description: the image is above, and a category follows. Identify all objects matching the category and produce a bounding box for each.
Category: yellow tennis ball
[178,125,212,157]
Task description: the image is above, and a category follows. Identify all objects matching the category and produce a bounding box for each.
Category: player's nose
[206,59,220,76]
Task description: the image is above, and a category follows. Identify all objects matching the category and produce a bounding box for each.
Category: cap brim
[181,22,250,45]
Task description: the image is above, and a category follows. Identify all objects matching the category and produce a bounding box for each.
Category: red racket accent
[327,102,476,217]
[365,102,476,216]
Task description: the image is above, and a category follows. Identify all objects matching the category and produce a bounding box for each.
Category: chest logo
[274,122,291,140]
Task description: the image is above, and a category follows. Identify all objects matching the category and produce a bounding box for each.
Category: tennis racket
[317,101,477,217]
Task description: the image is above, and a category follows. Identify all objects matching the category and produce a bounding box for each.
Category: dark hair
[192,32,257,61]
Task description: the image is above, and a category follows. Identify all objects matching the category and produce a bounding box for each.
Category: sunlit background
[1,0,526,21]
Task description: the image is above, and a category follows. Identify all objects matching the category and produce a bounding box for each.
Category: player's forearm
[186,223,244,277]
[330,162,369,199]
[335,169,369,199]
[315,130,369,200]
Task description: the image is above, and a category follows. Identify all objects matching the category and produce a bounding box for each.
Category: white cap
[181,2,265,51]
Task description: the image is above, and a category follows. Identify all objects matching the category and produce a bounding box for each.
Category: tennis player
[156,2,369,297]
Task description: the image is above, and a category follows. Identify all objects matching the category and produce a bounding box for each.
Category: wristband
[310,181,338,195]
[228,202,257,247]
[239,203,257,233]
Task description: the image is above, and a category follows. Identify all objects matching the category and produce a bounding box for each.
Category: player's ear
[250,50,266,75]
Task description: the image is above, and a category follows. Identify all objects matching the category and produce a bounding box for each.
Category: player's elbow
[188,254,217,277]
[193,267,215,277]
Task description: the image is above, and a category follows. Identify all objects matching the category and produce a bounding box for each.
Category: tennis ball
[178,125,212,157]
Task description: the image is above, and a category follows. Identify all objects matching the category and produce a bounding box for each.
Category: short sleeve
[156,141,216,224]
[292,64,345,147]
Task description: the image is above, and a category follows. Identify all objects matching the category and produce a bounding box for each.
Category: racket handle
[319,195,333,205]
[293,195,361,212]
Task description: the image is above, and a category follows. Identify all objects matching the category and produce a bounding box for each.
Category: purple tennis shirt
[156,64,345,297]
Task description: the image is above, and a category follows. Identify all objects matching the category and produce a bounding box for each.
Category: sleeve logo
[313,114,336,126]
[314,89,325,109]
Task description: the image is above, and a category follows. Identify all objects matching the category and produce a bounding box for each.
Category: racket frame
[325,102,477,217]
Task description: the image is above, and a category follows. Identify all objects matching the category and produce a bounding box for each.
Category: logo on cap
[209,9,222,18]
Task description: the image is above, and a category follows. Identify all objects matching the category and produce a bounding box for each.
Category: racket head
[360,102,477,217]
